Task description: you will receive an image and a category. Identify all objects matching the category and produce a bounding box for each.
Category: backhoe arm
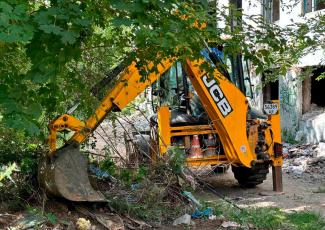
[48,59,174,154]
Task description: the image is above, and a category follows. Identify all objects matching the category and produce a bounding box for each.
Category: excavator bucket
[38,144,106,202]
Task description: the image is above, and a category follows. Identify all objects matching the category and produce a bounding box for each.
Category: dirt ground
[197,168,325,218]
[2,167,324,229]
[158,167,325,229]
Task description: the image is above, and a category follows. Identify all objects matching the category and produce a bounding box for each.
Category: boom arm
[48,59,174,153]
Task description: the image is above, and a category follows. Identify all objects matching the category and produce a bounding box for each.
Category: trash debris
[215,215,226,222]
[76,218,91,230]
[182,191,202,208]
[172,214,192,226]
[221,221,241,228]
[191,207,213,218]
[282,143,325,183]
[9,213,47,230]
[131,183,141,190]
[89,164,110,179]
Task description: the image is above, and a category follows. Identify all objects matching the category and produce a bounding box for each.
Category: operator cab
[151,46,258,126]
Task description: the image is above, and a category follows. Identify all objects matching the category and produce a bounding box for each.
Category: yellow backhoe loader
[38,46,284,202]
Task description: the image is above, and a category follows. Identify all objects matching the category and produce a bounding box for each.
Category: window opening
[303,0,325,13]
[311,67,325,107]
[262,0,280,22]
[262,74,279,102]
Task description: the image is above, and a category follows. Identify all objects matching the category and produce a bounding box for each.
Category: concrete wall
[279,68,303,140]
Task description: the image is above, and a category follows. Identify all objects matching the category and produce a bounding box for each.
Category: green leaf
[0,2,13,13]
[73,18,90,27]
[26,103,42,119]
[4,114,40,136]
[39,24,62,35]
[0,85,8,98]
[29,71,49,83]
[316,72,325,81]
[60,31,77,44]
[0,99,21,113]
[111,18,133,26]
[13,4,26,16]
[0,13,10,27]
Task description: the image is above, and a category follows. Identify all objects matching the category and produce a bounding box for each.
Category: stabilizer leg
[272,166,283,192]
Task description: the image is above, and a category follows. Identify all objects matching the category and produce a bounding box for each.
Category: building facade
[215,0,325,143]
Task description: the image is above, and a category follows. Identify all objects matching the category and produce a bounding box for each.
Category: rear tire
[232,163,269,188]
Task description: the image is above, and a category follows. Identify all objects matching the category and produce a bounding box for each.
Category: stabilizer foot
[272,166,283,192]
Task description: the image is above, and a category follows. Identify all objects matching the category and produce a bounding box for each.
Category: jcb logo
[202,75,233,117]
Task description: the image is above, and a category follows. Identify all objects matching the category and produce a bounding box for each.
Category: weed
[0,163,18,186]
[166,147,185,175]
[45,212,57,225]
[99,157,116,175]
[282,129,300,144]
[27,206,58,225]
[135,165,148,182]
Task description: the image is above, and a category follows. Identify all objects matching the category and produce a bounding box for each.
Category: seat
[150,108,209,127]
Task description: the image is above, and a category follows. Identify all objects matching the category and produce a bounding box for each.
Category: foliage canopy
[0,0,324,136]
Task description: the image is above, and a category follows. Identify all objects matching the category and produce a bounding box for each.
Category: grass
[287,211,325,230]
[211,201,325,230]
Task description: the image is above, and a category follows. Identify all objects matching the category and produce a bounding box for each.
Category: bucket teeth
[38,144,105,202]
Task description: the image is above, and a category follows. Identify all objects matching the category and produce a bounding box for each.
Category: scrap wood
[0,213,16,226]
[124,222,136,230]
[95,213,124,230]
[75,205,125,230]
[123,214,152,229]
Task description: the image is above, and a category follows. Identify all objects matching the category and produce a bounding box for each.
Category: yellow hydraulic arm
[48,59,173,153]
[48,57,258,167]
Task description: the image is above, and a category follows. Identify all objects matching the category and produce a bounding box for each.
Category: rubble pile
[282,142,325,182]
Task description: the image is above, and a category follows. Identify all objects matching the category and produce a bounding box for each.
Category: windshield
[158,62,184,108]
[154,50,254,109]
[202,47,253,97]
